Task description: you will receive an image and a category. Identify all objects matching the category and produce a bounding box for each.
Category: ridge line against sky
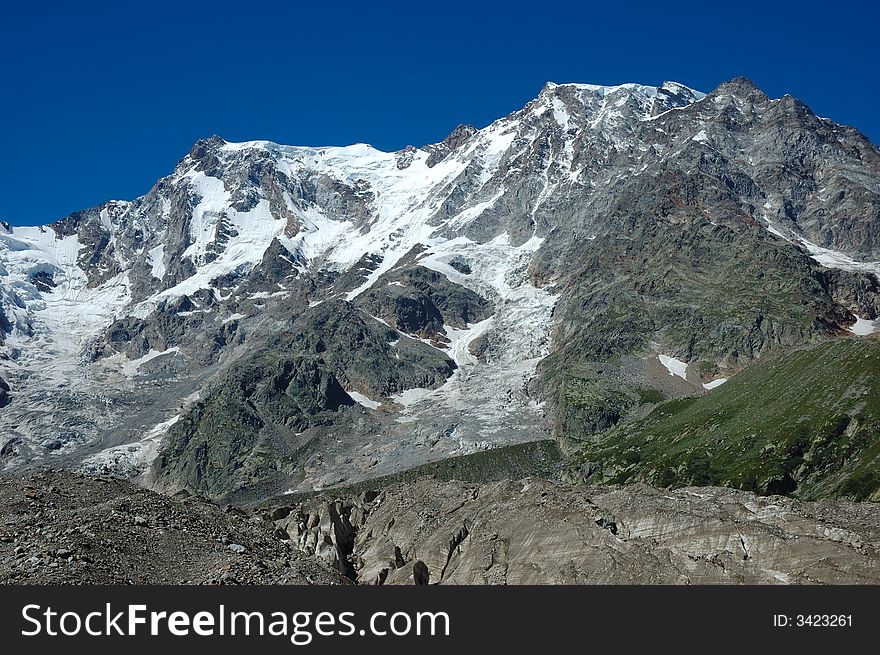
[1,0,878,226]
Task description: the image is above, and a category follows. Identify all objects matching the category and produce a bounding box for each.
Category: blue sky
[2,0,878,225]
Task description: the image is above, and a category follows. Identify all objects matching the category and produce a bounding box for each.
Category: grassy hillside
[570,337,880,501]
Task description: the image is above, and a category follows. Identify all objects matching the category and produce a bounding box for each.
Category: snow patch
[122,347,180,377]
[147,244,165,279]
[761,198,880,277]
[348,390,381,410]
[658,354,688,380]
[552,98,570,130]
[848,315,878,336]
[390,386,434,409]
[803,241,880,277]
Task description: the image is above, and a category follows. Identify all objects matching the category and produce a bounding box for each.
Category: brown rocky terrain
[0,471,345,584]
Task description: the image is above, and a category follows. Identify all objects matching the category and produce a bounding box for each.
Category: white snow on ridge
[218,131,515,305]
[545,81,706,102]
[309,126,520,301]
[135,187,289,316]
[182,171,234,262]
[702,378,728,390]
[552,98,570,130]
[658,354,688,380]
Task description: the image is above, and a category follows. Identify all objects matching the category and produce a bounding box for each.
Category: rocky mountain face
[1,77,879,503]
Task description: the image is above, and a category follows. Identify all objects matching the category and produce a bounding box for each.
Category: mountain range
[1,76,879,509]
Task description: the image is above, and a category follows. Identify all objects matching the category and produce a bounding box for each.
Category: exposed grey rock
[425,124,477,167]
[278,477,880,584]
[0,376,9,408]
[395,146,417,170]
[357,264,494,341]
[413,560,429,585]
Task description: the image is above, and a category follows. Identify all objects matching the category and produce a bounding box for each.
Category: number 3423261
[774,615,853,627]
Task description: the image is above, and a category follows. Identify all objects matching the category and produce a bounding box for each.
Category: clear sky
[2,0,878,225]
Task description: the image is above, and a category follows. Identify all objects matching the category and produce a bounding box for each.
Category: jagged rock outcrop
[358,264,494,341]
[276,499,365,579]
[425,124,478,167]
[0,376,9,408]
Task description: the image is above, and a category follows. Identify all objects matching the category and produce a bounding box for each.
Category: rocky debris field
[0,471,345,584]
[4,468,880,586]
[270,477,880,585]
